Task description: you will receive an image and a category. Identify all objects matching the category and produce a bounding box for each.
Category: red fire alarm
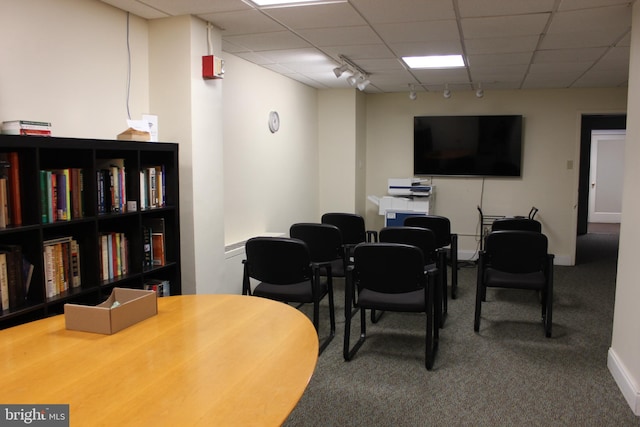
[202,55,224,80]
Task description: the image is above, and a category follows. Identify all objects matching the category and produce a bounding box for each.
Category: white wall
[222,53,319,248]
[364,88,627,264]
[610,2,640,416]
[0,0,150,138]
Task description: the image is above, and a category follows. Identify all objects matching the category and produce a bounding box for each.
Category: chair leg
[371,309,384,323]
[425,272,438,370]
[318,276,336,355]
[451,238,458,299]
[343,305,366,361]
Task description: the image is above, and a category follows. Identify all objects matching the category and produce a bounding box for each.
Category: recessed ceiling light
[248,0,346,7]
[402,55,465,69]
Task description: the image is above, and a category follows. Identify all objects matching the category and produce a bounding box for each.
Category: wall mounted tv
[414,115,523,177]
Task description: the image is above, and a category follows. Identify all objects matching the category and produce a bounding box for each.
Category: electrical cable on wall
[125,12,132,120]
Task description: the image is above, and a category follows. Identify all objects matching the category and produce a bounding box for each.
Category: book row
[40,168,84,223]
[0,245,33,311]
[43,236,80,298]
[0,152,22,228]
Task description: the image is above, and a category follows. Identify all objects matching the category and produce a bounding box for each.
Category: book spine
[0,253,8,310]
[43,245,55,298]
[40,170,48,223]
[0,178,8,229]
[5,246,24,308]
[8,152,21,226]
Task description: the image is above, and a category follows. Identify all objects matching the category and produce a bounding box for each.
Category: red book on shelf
[7,152,21,226]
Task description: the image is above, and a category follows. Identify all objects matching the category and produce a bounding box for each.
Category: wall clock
[268,111,280,133]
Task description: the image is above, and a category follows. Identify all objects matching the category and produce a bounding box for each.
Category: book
[144,279,170,297]
[0,244,24,309]
[0,178,8,228]
[0,253,8,310]
[43,244,55,297]
[144,218,166,266]
[8,152,21,226]
[1,120,52,136]
[69,239,81,288]
[22,256,34,293]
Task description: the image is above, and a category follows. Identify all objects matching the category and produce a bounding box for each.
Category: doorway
[577,114,626,234]
[588,130,625,224]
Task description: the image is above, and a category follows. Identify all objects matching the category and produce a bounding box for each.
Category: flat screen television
[414,115,523,177]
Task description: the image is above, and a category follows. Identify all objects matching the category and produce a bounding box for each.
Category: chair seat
[358,288,426,312]
[485,268,546,290]
[253,280,328,303]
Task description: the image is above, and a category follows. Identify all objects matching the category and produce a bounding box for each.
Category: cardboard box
[64,288,158,334]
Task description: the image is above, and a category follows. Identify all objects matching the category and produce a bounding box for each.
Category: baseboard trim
[608,347,640,415]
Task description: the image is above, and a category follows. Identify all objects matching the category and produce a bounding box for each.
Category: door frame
[577,114,626,234]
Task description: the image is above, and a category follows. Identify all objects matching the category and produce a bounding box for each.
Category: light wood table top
[0,294,319,426]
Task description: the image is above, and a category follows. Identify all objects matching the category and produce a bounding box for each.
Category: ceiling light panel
[403,55,465,69]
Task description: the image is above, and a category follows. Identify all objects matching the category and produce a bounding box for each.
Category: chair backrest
[491,217,542,233]
[289,223,343,263]
[483,230,548,274]
[379,226,438,264]
[403,215,452,248]
[244,237,312,284]
[352,243,426,294]
[321,213,366,245]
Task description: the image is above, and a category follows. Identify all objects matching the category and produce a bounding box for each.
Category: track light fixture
[335,54,370,91]
[357,77,370,91]
[333,63,349,78]
[409,84,417,100]
[475,83,484,98]
[443,83,452,99]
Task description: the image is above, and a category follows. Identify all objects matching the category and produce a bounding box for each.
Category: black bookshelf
[0,135,181,328]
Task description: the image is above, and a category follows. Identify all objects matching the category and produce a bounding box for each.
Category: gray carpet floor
[283,231,639,426]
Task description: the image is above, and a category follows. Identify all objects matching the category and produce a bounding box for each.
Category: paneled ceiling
[100,0,635,94]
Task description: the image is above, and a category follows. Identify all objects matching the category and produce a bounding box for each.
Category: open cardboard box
[64,288,158,334]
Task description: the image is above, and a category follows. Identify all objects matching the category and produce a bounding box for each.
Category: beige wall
[364,88,627,264]
[0,0,150,138]
[610,2,640,415]
[222,54,319,247]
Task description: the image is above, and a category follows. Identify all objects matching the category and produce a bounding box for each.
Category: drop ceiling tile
[322,44,396,61]
[263,2,366,29]
[223,31,311,51]
[389,40,464,57]
[100,0,169,19]
[534,47,607,63]
[350,0,454,24]
[462,14,550,39]
[374,20,460,43]
[202,10,285,35]
[412,68,470,85]
[458,0,557,18]
[467,52,533,66]
[297,26,382,47]
[144,0,249,15]
[465,35,539,54]
[540,30,623,50]
[547,5,632,33]
[558,0,633,12]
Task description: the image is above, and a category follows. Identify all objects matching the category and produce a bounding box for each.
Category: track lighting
[475,83,484,98]
[335,54,371,91]
[333,63,349,78]
[443,84,451,99]
[409,84,417,100]
[357,77,370,91]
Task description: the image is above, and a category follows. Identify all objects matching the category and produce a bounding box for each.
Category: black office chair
[491,217,542,233]
[321,212,378,258]
[404,215,459,299]
[321,212,378,316]
[343,242,439,370]
[474,230,554,337]
[242,236,336,354]
[378,226,446,328]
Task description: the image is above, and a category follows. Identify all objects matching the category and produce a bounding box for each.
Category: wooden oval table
[0,294,319,426]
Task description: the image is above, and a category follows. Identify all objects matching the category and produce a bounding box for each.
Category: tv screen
[414,115,523,177]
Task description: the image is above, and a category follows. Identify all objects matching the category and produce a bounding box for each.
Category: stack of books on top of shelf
[2,120,52,136]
